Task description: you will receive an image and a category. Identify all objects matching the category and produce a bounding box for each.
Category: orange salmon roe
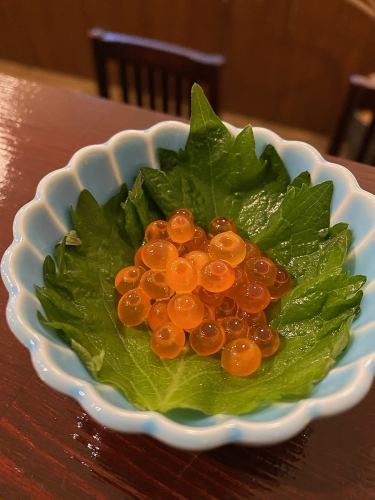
[142,240,179,270]
[244,240,261,260]
[208,231,246,267]
[115,265,145,295]
[167,293,204,330]
[220,316,248,344]
[116,209,287,375]
[236,282,271,313]
[238,309,267,327]
[169,208,193,221]
[151,322,185,359]
[185,250,211,273]
[225,265,247,298]
[148,301,170,331]
[208,216,237,237]
[190,320,225,356]
[165,257,198,293]
[197,287,224,308]
[184,226,208,252]
[117,288,151,327]
[140,270,173,300]
[244,256,277,287]
[249,324,280,358]
[215,296,237,319]
[200,260,235,293]
[145,220,169,241]
[221,338,262,376]
[268,265,292,299]
[134,245,146,267]
[167,214,195,243]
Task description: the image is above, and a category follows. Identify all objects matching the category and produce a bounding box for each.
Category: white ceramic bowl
[2,121,375,450]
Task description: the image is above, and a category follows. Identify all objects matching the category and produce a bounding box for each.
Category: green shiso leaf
[141,84,290,237]
[36,84,365,416]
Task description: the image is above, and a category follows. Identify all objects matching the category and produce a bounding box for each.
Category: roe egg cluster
[115,209,292,377]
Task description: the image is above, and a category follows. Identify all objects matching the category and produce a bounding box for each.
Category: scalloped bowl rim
[2,120,375,450]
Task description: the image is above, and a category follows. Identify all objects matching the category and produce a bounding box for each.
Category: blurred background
[0,0,374,160]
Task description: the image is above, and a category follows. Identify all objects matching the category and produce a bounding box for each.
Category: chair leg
[328,83,361,156]
[357,116,375,164]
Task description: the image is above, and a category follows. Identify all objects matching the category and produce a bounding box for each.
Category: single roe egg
[117,288,151,327]
[220,316,248,344]
[208,216,237,236]
[200,260,235,293]
[140,270,173,300]
[190,320,225,356]
[236,282,271,313]
[145,220,169,241]
[244,256,277,287]
[221,338,262,376]
[167,293,204,330]
[166,257,198,293]
[151,322,185,359]
[148,300,170,331]
[268,265,292,299]
[115,265,145,295]
[208,231,246,266]
[142,239,179,270]
[167,214,195,243]
[185,250,211,273]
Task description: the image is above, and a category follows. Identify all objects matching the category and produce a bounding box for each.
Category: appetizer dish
[35,85,366,416]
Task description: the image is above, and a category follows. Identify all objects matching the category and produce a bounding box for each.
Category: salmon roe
[167,293,204,330]
[167,214,195,243]
[165,257,198,293]
[208,231,246,267]
[142,240,179,270]
[151,322,185,359]
[244,256,277,287]
[115,265,145,295]
[185,250,211,273]
[117,288,151,327]
[115,209,292,376]
[145,220,169,241]
[184,226,208,252]
[220,316,248,344]
[140,270,173,300]
[200,260,235,293]
[221,338,262,377]
[190,320,225,356]
[268,264,292,299]
[148,300,170,331]
[208,216,237,237]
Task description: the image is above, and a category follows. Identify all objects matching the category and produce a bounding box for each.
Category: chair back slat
[148,67,156,110]
[328,74,375,165]
[119,62,129,103]
[134,65,143,107]
[161,69,169,113]
[89,28,225,116]
[175,74,182,116]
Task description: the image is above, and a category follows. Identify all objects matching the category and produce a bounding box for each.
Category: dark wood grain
[1,1,375,133]
[0,73,374,499]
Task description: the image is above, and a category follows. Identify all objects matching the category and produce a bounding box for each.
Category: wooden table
[0,73,374,499]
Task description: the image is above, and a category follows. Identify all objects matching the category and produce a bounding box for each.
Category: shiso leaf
[141,84,289,236]
[36,85,365,416]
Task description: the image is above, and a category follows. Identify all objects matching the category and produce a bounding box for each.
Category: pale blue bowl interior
[11,125,375,428]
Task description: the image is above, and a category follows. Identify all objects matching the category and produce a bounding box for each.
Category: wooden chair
[89,28,225,116]
[328,74,375,165]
